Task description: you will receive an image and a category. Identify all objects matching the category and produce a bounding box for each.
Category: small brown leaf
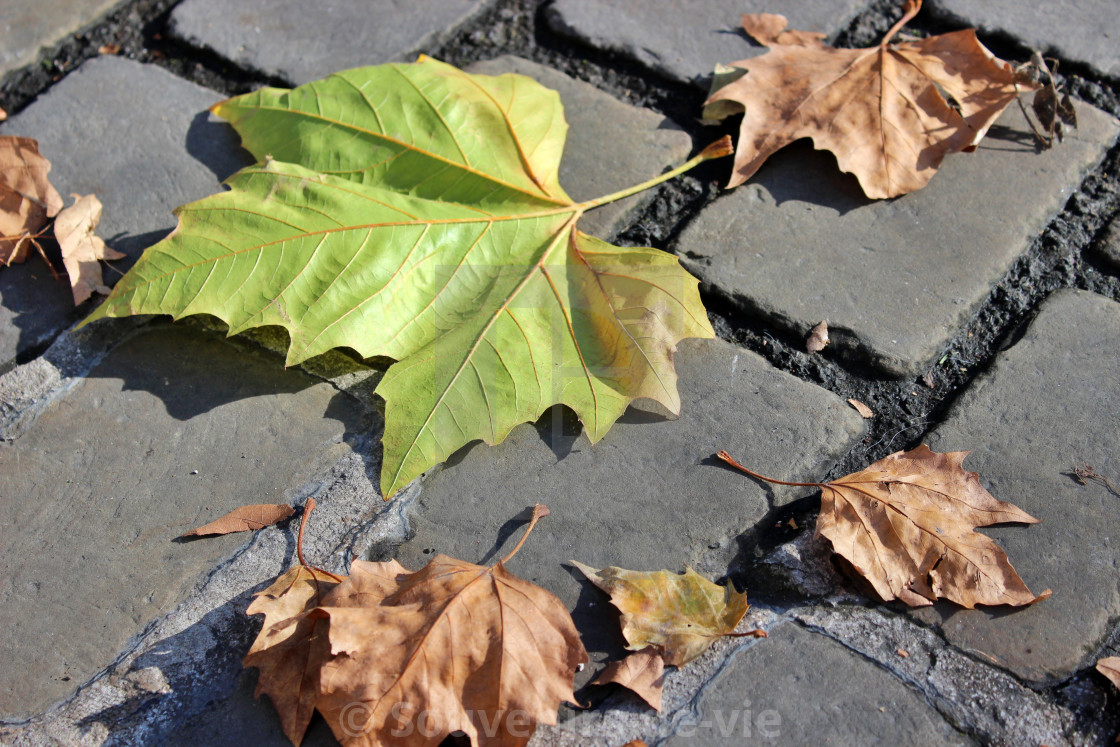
[817,445,1049,608]
[591,647,665,712]
[897,648,910,658]
[98,43,121,55]
[847,398,874,418]
[806,321,829,353]
[181,504,296,537]
[0,108,7,122]
[572,561,760,666]
[54,194,125,305]
[0,136,63,264]
[1098,656,1120,691]
[705,0,1024,198]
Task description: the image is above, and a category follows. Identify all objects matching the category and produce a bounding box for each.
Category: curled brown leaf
[180,503,296,537]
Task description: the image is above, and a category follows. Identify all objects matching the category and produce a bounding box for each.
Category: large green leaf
[84,57,720,499]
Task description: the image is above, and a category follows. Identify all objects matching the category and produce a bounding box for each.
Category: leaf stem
[881,0,921,47]
[716,450,824,488]
[500,503,550,565]
[577,136,733,211]
[297,497,315,567]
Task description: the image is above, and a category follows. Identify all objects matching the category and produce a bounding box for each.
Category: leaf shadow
[744,139,874,215]
[564,564,633,694]
[185,110,257,184]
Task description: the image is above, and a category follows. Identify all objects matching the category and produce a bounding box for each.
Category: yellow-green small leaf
[572,561,752,666]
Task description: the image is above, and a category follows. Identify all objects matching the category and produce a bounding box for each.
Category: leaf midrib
[227,103,571,208]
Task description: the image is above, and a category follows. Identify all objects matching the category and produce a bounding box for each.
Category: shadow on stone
[82,323,368,433]
[566,564,632,691]
[532,404,584,462]
[748,141,873,214]
[185,110,256,184]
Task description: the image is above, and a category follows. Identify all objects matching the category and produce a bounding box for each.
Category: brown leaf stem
[881,0,922,47]
[296,497,315,567]
[716,450,824,488]
[500,503,550,565]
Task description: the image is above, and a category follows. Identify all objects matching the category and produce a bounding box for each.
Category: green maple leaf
[83,57,725,499]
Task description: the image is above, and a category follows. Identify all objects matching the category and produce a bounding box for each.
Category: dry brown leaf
[706,0,1025,198]
[618,742,648,747]
[806,321,829,353]
[54,193,125,305]
[719,446,1050,608]
[0,108,7,122]
[242,499,347,745]
[244,564,345,744]
[0,136,63,264]
[818,446,1050,607]
[314,505,586,747]
[98,43,121,55]
[1099,656,1120,691]
[571,561,764,667]
[181,503,296,537]
[848,398,874,418]
[591,648,665,712]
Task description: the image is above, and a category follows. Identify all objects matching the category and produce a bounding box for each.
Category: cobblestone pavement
[2,0,1120,745]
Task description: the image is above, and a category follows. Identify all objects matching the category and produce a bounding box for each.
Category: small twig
[1073,464,1120,498]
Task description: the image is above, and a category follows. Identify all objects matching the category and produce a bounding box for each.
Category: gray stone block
[662,624,971,746]
[0,324,371,719]
[678,103,1118,377]
[393,338,864,676]
[546,0,867,87]
[930,0,1120,80]
[169,0,490,85]
[912,290,1120,683]
[0,0,120,76]
[0,56,251,368]
[468,56,693,239]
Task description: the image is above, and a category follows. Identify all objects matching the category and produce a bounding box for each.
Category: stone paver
[393,338,864,677]
[468,56,692,239]
[0,56,250,369]
[930,0,1120,80]
[546,0,867,87]
[169,0,491,85]
[0,323,370,719]
[911,289,1120,683]
[0,0,119,77]
[677,104,1119,377]
[663,624,971,746]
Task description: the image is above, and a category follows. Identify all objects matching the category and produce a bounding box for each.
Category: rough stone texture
[0,56,250,369]
[930,0,1120,80]
[169,0,490,85]
[546,0,867,87]
[393,338,864,678]
[793,606,1072,745]
[0,323,370,719]
[678,104,1119,377]
[663,623,971,746]
[467,56,692,239]
[912,290,1120,684]
[0,0,121,76]
[1096,213,1120,271]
